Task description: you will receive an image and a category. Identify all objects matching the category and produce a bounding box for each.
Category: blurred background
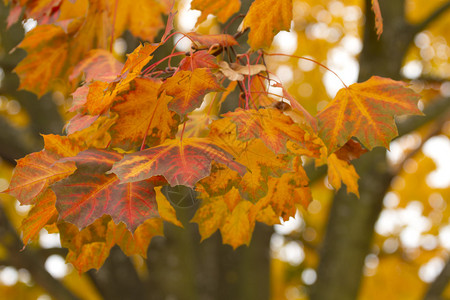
[0,0,449,299]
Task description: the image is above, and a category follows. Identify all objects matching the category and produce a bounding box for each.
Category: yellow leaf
[20,189,58,246]
[242,0,292,49]
[115,0,167,41]
[255,205,280,225]
[209,117,291,201]
[191,193,229,241]
[317,76,422,153]
[161,68,222,116]
[327,153,360,197]
[110,78,179,149]
[259,157,311,220]
[155,187,183,227]
[14,24,69,96]
[220,200,254,249]
[191,0,241,26]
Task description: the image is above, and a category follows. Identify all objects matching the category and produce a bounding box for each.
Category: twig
[412,1,450,36]
[423,257,450,300]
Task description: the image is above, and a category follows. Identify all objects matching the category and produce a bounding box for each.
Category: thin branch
[392,114,446,175]
[0,205,80,300]
[412,1,450,35]
[0,115,37,165]
[423,257,450,300]
[397,96,450,137]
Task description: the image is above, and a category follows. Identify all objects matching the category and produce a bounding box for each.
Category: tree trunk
[310,0,435,299]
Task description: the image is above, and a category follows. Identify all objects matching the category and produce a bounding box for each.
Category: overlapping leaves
[2,0,425,273]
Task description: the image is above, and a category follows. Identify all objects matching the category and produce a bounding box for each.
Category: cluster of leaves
[2,0,422,272]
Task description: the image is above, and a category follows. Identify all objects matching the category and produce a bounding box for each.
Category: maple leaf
[81,43,160,115]
[186,32,238,48]
[191,0,241,26]
[69,49,123,83]
[327,153,360,197]
[197,162,241,197]
[258,157,311,220]
[115,0,168,41]
[5,150,76,205]
[220,200,255,249]
[120,43,159,80]
[111,137,246,188]
[224,107,316,154]
[255,205,279,225]
[247,74,275,108]
[14,24,70,96]
[242,0,293,49]
[179,50,219,71]
[317,76,422,153]
[59,215,164,272]
[191,187,240,241]
[65,114,99,134]
[160,68,222,116]
[42,134,86,158]
[68,0,112,61]
[208,118,291,200]
[7,0,63,26]
[83,81,115,115]
[70,85,90,112]
[123,218,164,257]
[334,139,368,163]
[58,218,114,273]
[14,0,113,96]
[191,194,229,241]
[67,115,116,149]
[110,78,179,149]
[155,187,183,227]
[20,189,58,246]
[52,149,159,231]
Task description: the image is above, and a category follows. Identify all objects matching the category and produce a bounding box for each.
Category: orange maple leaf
[317,76,422,153]
[161,68,222,116]
[372,0,383,39]
[110,78,179,149]
[242,0,292,49]
[327,153,360,197]
[20,189,58,246]
[224,108,317,154]
[14,24,70,96]
[191,0,241,26]
[115,0,168,41]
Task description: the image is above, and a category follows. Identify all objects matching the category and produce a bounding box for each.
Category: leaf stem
[109,0,119,53]
[142,51,185,75]
[180,122,186,143]
[140,94,164,150]
[264,52,348,89]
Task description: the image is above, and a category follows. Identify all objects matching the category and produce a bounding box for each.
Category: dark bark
[423,258,450,300]
[144,2,273,299]
[0,205,79,300]
[87,246,146,300]
[310,1,450,300]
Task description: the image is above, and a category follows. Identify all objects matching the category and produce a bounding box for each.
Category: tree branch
[412,1,450,36]
[0,115,38,165]
[423,258,450,300]
[0,204,80,300]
